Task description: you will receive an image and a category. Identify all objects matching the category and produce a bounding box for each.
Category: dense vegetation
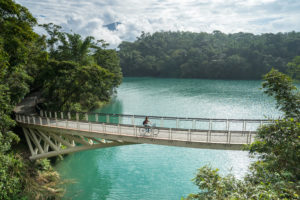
[119,31,300,79]
[39,23,122,111]
[0,0,121,199]
[184,69,300,200]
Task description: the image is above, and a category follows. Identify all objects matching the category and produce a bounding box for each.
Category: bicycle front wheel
[152,128,159,136]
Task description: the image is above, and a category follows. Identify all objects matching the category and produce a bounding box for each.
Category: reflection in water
[98,98,124,114]
[94,77,281,119]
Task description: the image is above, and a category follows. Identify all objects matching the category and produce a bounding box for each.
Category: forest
[119,31,300,79]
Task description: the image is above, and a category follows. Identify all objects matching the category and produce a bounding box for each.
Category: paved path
[14,92,40,115]
[17,114,257,151]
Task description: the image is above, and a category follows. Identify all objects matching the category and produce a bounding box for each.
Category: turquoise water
[56,78,282,200]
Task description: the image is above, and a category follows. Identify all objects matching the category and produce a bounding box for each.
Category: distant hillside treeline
[118,31,300,79]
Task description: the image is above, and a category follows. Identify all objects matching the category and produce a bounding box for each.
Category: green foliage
[287,56,300,80]
[0,0,46,105]
[0,1,64,199]
[119,31,300,79]
[262,69,300,118]
[250,119,300,178]
[185,70,300,200]
[0,153,25,200]
[185,166,241,200]
[42,60,116,111]
[39,23,123,112]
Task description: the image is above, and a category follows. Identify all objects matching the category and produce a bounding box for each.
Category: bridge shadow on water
[56,144,253,200]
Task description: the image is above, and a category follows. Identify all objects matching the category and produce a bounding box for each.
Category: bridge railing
[16,113,259,145]
[38,110,272,132]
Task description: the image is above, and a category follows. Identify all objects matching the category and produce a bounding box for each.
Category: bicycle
[139,123,159,136]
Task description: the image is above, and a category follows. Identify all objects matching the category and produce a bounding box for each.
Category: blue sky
[16,0,300,48]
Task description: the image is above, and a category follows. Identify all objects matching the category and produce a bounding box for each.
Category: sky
[16,0,300,48]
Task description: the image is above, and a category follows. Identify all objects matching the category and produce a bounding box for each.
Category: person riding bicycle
[143,116,151,133]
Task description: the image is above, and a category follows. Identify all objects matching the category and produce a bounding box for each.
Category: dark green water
[56,78,282,200]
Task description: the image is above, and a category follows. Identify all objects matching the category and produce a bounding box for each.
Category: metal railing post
[76,113,79,121]
[134,126,137,136]
[227,131,229,143]
[207,131,209,142]
[176,119,179,128]
[95,113,98,122]
[118,115,122,124]
[226,119,229,131]
[106,114,109,123]
[118,124,121,134]
[249,131,252,144]
[39,117,42,125]
[68,112,71,120]
[187,129,191,141]
[85,113,88,121]
[160,117,164,127]
[61,112,64,119]
[103,123,106,132]
[131,115,134,125]
[247,131,250,144]
[209,120,212,131]
[242,121,246,136]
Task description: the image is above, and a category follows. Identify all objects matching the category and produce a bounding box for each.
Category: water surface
[56,78,282,200]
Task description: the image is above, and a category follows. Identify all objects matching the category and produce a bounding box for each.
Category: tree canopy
[119,31,300,79]
[39,23,122,111]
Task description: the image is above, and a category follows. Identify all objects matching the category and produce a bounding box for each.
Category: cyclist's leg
[146,125,151,132]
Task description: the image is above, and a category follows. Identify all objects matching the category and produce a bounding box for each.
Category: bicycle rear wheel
[139,127,146,135]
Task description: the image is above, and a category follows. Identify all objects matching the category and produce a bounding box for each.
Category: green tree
[38,23,122,112]
[0,1,63,199]
[118,31,300,79]
[262,68,300,118]
[42,60,116,111]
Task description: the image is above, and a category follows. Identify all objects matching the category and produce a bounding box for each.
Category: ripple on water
[56,77,288,200]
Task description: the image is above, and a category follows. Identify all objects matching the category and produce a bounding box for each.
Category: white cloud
[16,0,300,48]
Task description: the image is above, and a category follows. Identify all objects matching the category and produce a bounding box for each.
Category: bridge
[16,110,271,160]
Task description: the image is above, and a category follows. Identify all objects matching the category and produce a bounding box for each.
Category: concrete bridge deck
[16,111,270,160]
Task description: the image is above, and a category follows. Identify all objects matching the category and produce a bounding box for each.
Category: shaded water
[56,78,282,200]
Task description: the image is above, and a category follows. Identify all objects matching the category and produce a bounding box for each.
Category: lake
[56,77,282,200]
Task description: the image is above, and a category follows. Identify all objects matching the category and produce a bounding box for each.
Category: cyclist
[143,116,151,133]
